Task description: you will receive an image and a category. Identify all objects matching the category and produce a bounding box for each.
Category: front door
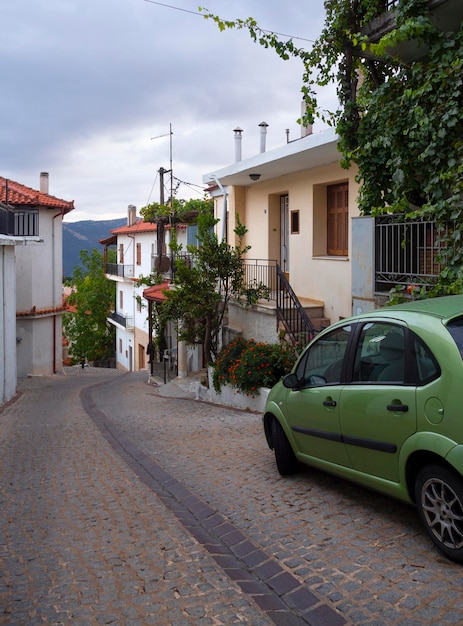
[280,194,289,278]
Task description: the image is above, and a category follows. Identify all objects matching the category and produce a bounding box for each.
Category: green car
[263,295,463,562]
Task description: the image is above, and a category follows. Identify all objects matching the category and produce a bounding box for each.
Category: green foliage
[212,337,297,397]
[63,248,115,364]
[140,197,213,223]
[201,1,463,293]
[158,209,269,364]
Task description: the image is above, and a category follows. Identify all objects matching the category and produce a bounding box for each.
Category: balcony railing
[108,311,134,329]
[243,259,278,297]
[375,214,453,290]
[0,208,39,236]
[105,263,134,278]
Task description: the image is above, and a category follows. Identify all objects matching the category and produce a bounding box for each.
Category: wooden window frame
[327,183,348,256]
[290,210,300,234]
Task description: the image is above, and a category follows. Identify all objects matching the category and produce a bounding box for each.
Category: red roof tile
[111,221,187,235]
[0,176,74,213]
[143,281,170,303]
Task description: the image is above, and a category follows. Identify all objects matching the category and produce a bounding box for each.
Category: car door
[339,322,417,483]
[285,324,353,468]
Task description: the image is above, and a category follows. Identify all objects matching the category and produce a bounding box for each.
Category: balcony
[363,0,463,62]
[108,311,134,330]
[105,263,135,279]
[0,207,39,237]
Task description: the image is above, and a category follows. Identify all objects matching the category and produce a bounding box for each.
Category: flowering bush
[212,338,297,397]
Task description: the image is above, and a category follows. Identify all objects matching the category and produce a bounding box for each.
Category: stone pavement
[2,368,463,625]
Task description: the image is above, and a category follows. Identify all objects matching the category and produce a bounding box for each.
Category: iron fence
[375,215,454,290]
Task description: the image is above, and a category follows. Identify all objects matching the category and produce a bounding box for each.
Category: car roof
[349,295,463,325]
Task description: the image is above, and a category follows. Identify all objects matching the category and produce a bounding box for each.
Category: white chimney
[40,172,49,194]
[259,121,269,153]
[234,127,243,162]
[128,204,137,226]
[301,101,313,137]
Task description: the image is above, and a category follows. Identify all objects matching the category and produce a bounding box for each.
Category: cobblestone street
[1,369,463,625]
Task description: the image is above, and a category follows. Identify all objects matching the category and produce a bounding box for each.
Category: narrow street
[1,369,462,625]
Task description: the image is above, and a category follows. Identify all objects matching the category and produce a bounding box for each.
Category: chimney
[40,172,49,194]
[234,127,243,162]
[128,204,137,226]
[301,101,313,137]
[259,121,269,153]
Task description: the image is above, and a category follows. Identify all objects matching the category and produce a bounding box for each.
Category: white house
[0,173,74,382]
[102,205,189,373]
[0,202,19,403]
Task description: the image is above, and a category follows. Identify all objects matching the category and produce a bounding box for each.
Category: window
[296,325,352,386]
[119,243,124,264]
[119,338,123,353]
[353,323,406,383]
[290,210,300,234]
[327,183,348,256]
[136,243,141,265]
[119,290,123,310]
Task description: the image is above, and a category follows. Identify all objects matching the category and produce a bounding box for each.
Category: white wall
[0,240,17,403]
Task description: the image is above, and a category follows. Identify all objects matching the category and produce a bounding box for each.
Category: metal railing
[105,263,134,278]
[243,259,278,297]
[108,311,134,329]
[241,259,316,346]
[276,265,317,347]
[375,215,453,290]
[0,208,39,236]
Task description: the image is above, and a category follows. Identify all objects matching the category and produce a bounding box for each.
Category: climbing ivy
[200,1,463,293]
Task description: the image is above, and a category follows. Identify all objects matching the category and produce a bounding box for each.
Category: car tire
[415,464,463,562]
[271,418,300,476]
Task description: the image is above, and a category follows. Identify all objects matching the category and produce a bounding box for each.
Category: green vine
[200,2,463,295]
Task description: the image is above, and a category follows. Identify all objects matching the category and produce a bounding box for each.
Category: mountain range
[62,218,125,277]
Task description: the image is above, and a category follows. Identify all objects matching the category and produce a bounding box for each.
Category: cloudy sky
[2,0,332,223]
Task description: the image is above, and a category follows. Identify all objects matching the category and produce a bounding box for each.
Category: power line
[143,0,315,44]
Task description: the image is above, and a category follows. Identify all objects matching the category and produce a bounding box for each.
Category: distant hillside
[62,218,125,277]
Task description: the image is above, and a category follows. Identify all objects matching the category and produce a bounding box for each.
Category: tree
[158,210,268,365]
[201,1,463,292]
[64,248,116,364]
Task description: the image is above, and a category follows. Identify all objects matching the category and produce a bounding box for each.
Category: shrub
[212,338,297,397]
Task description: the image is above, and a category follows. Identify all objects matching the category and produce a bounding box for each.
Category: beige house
[203,126,360,345]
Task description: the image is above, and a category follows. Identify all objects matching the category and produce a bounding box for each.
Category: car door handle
[323,400,337,407]
[387,404,408,412]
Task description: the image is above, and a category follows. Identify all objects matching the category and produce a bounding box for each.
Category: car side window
[352,323,406,383]
[412,333,440,384]
[296,325,352,386]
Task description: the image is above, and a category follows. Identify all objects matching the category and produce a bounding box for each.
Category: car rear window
[446,317,463,359]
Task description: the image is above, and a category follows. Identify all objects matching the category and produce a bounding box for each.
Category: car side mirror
[283,373,299,389]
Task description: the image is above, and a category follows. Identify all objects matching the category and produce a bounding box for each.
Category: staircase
[239,260,330,350]
[275,265,329,348]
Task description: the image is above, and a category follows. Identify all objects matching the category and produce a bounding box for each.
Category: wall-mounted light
[249,173,261,181]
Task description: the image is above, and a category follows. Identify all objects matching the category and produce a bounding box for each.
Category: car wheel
[415,465,463,562]
[271,418,300,476]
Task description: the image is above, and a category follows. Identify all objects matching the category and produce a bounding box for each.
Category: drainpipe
[53,206,64,374]
[209,175,228,242]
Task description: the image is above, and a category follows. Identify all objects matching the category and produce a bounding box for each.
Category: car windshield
[446,317,463,359]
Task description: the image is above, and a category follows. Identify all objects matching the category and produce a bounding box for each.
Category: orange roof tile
[143,281,170,303]
[0,176,74,213]
[111,221,187,235]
